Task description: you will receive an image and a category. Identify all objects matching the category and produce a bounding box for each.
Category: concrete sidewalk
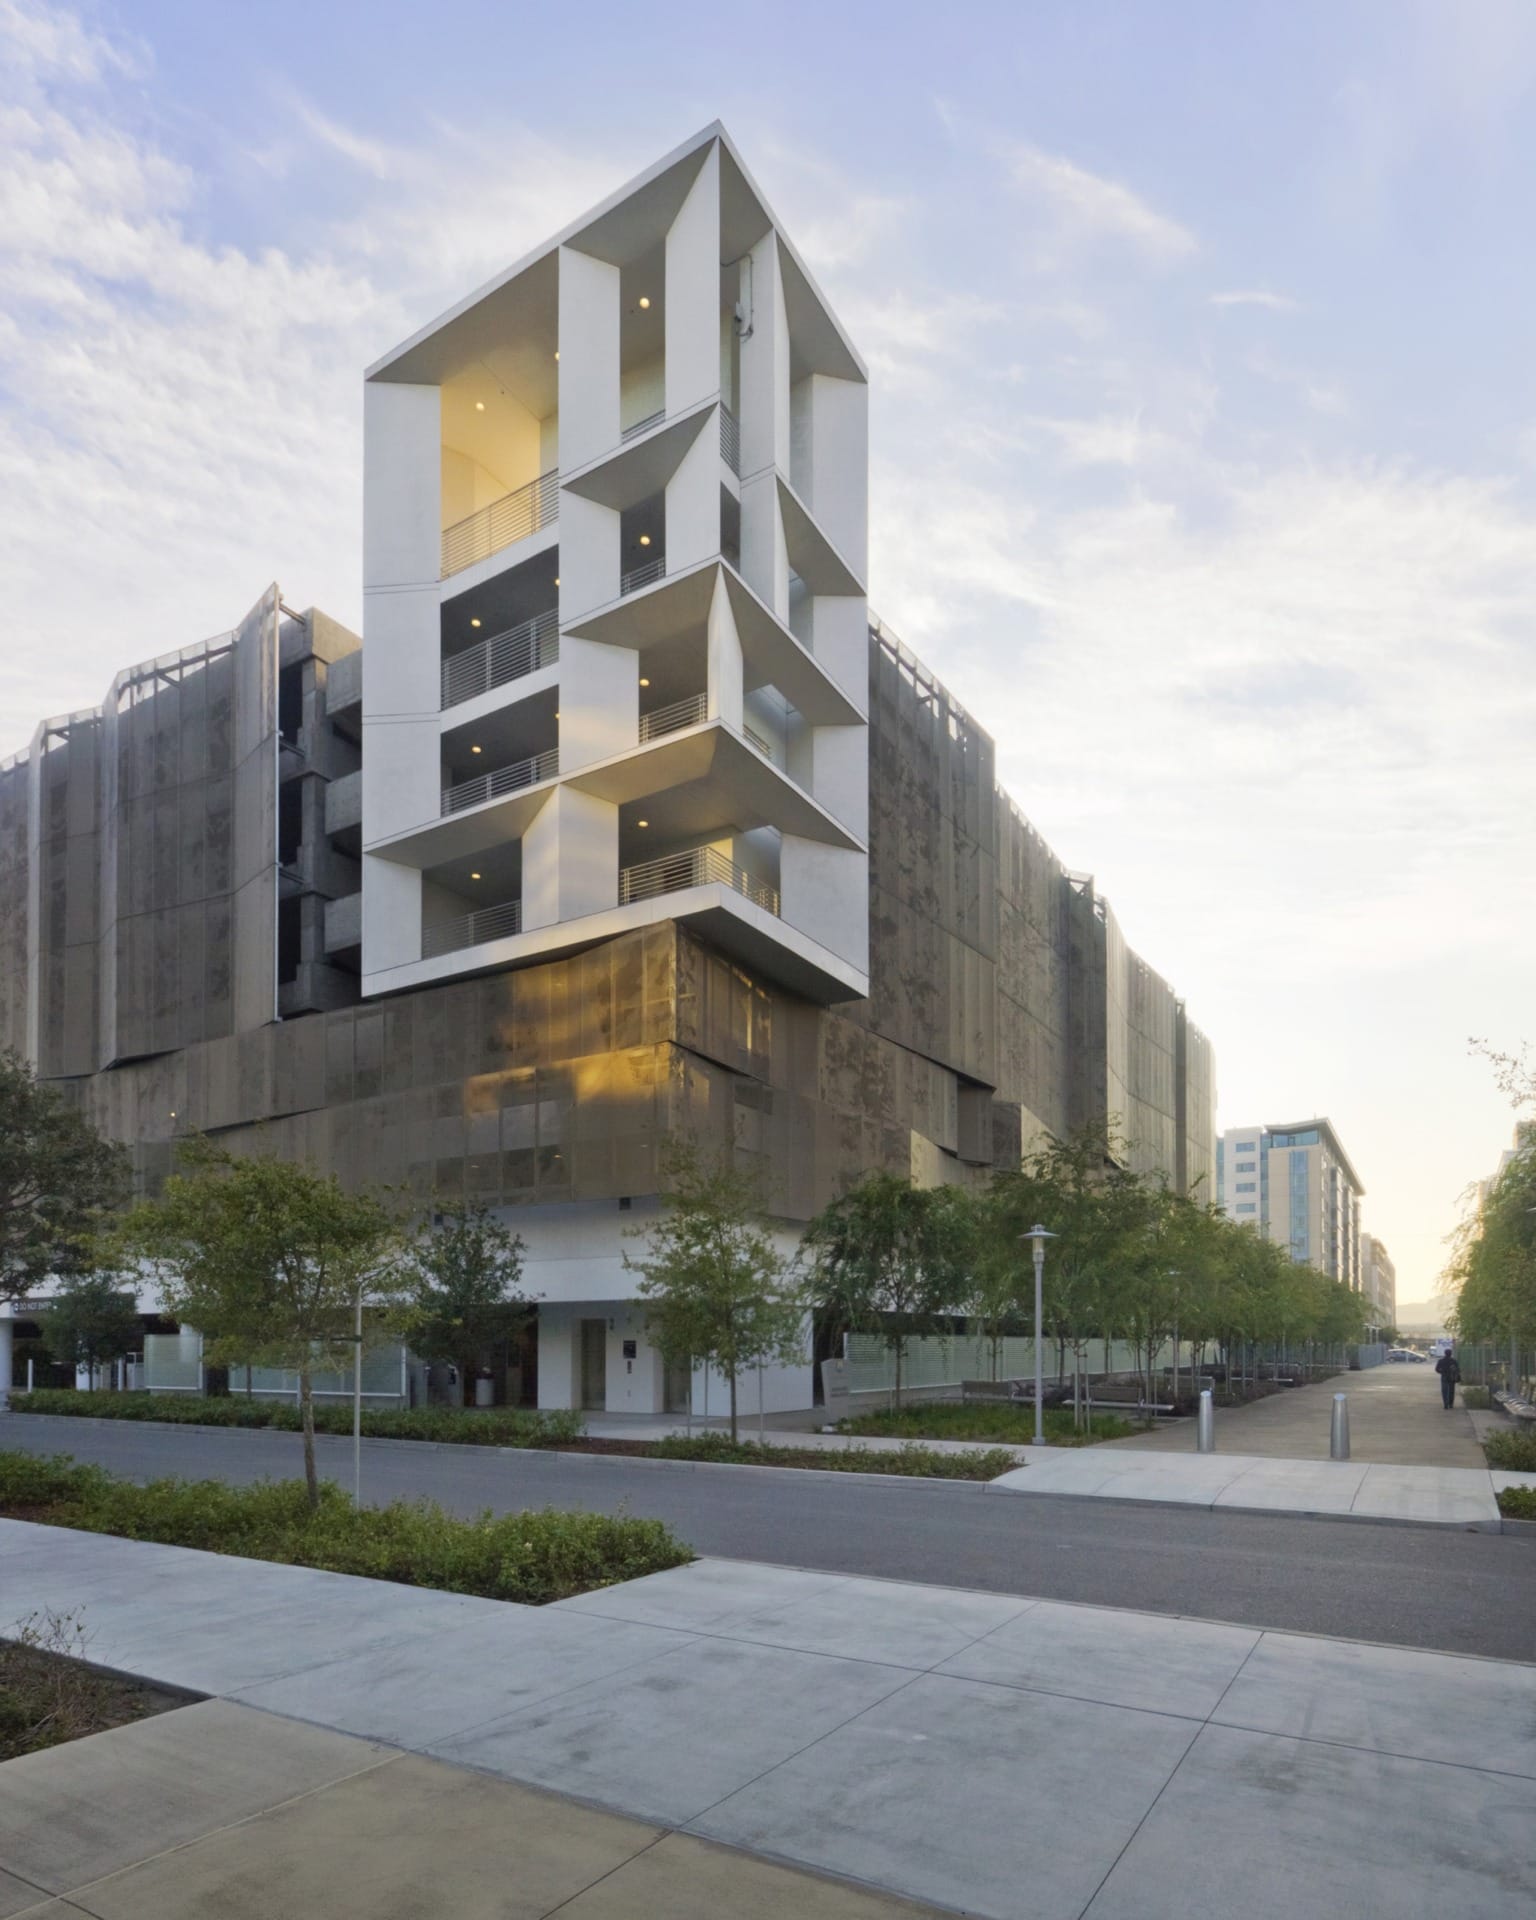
[3,1520,1534,1918]
[988,1447,1516,1527]
[1104,1362,1488,1465]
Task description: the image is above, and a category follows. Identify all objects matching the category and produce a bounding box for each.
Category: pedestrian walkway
[3,1520,1534,1918]
[1103,1362,1486,1465]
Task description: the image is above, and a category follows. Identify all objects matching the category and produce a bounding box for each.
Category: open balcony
[441,470,558,579]
[620,845,780,916]
[441,608,558,709]
[442,746,558,817]
[423,896,522,958]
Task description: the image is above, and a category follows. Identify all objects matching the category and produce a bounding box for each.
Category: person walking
[1434,1346,1462,1411]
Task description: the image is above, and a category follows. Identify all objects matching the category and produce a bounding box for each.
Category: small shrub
[1459,1386,1493,1411]
[838,1400,1139,1447]
[0,1449,691,1605]
[1497,1485,1536,1521]
[1484,1427,1536,1472]
[646,1433,1014,1480]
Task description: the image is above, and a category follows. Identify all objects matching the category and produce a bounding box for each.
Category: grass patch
[637,1434,1017,1479]
[838,1401,1143,1448]
[1497,1485,1536,1521]
[0,1608,181,1761]
[1459,1386,1493,1410]
[8,1389,582,1448]
[0,1450,691,1605]
[1483,1427,1536,1473]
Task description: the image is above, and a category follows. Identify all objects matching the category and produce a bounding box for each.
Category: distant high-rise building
[1359,1234,1395,1331]
[1216,1118,1363,1291]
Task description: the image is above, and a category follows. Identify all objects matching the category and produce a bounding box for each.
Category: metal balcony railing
[441,470,558,578]
[620,846,780,916]
[638,692,708,743]
[441,609,558,709]
[719,405,740,476]
[422,897,522,958]
[744,722,774,760]
[441,746,558,816]
[621,408,665,443]
[621,556,666,596]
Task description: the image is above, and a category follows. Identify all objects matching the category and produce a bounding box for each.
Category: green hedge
[1483,1426,1536,1472]
[646,1433,1018,1479]
[1497,1485,1536,1521]
[838,1401,1141,1448]
[7,1390,582,1449]
[0,1450,691,1605]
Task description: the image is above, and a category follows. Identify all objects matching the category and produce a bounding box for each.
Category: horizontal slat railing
[621,556,666,596]
[638,692,708,743]
[621,408,665,443]
[441,609,558,709]
[441,746,559,816]
[719,405,740,476]
[422,897,522,958]
[441,471,558,578]
[620,846,779,916]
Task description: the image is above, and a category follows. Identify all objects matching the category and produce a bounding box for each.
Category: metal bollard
[1196,1388,1215,1453]
[1330,1392,1350,1461]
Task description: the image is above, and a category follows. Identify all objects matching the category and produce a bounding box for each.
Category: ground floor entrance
[579,1319,607,1411]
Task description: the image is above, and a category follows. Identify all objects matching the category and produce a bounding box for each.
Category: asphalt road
[4,1414,1531,1664]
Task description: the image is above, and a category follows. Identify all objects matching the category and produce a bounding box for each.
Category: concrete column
[558,635,637,772]
[665,143,721,418]
[738,233,789,477]
[739,472,788,620]
[558,491,619,622]
[780,839,869,974]
[705,572,743,730]
[558,248,620,471]
[361,853,422,975]
[790,374,868,581]
[522,784,619,931]
[0,1314,12,1407]
[665,422,721,576]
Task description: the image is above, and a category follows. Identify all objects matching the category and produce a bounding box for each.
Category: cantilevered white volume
[359,124,869,1006]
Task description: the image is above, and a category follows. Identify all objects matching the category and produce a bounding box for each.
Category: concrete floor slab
[707,1572,1037,1670]
[233,1607,696,1748]
[693,1671,1200,1919]
[555,1830,945,1919]
[936,1599,1259,1717]
[1083,1722,1536,1918]
[0,1699,389,1896]
[1212,1632,1536,1778]
[0,1867,55,1919]
[64,1750,657,1920]
[552,1556,848,1630]
[426,1634,918,1826]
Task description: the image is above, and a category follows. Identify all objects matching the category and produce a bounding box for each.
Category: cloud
[1210,289,1300,311]
[0,0,142,84]
[999,140,1197,264]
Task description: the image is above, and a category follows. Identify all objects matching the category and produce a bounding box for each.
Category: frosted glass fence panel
[246,1343,406,1399]
[143,1331,203,1391]
[845,1333,1177,1398]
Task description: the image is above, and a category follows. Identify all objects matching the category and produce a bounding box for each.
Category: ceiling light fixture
[637,819,648,828]
[470,744,482,754]
[470,871,481,880]
[470,617,481,628]
[554,350,560,361]
[475,400,485,412]
[639,677,650,687]
[554,576,560,586]
[638,296,650,309]
[639,534,651,546]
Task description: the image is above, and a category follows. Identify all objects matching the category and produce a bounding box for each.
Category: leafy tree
[0,1049,129,1305]
[804,1171,969,1408]
[624,1143,804,1441]
[393,1203,530,1405]
[38,1271,142,1384]
[1448,1133,1536,1386]
[124,1138,400,1509]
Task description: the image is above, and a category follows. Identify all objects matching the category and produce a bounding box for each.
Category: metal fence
[422,896,522,958]
[620,845,779,915]
[441,746,558,815]
[621,556,666,596]
[440,470,558,578]
[638,692,707,742]
[441,609,558,708]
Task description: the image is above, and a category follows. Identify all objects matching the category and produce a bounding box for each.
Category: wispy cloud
[999,140,1197,264]
[1210,289,1300,311]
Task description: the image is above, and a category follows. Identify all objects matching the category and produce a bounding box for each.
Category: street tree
[394,1203,530,1405]
[0,1048,129,1305]
[625,1144,803,1441]
[37,1270,142,1386]
[804,1171,969,1408]
[125,1138,401,1508]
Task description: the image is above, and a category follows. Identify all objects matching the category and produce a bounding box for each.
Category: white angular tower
[359,125,869,1004]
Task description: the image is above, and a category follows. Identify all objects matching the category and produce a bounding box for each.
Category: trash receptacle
[474,1373,494,1408]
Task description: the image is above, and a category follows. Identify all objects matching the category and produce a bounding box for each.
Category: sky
[3,0,1534,1311]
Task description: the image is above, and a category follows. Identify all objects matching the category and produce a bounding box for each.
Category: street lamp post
[1022,1225,1057,1447]
[352,1281,364,1509]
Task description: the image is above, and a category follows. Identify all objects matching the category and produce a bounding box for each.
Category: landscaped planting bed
[1497,1485,1536,1521]
[838,1402,1142,1448]
[565,1434,1018,1479]
[8,1390,580,1448]
[0,1451,692,1605]
[0,1608,183,1762]
[1483,1427,1536,1472]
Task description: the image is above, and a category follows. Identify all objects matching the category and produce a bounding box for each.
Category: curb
[983,1482,1504,1534]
